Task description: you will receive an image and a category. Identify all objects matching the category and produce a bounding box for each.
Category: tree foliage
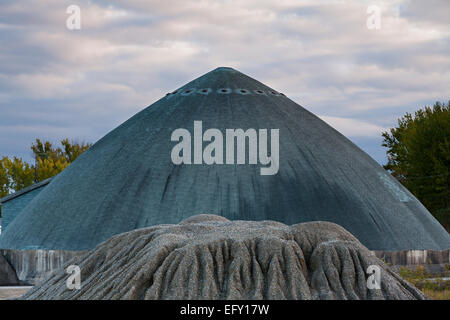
[382,101,450,230]
[0,159,10,199]
[0,157,34,195]
[0,139,91,216]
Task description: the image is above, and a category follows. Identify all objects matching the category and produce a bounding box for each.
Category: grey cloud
[0,0,448,165]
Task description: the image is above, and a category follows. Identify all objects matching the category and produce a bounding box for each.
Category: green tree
[0,139,92,217]
[382,101,450,230]
[0,158,10,199]
[61,138,91,163]
[30,139,91,181]
[2,157,35,192]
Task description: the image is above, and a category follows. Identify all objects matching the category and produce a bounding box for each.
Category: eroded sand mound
[22,214,426,300]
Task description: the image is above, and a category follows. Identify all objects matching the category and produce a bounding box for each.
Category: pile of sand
[22,215,425,300]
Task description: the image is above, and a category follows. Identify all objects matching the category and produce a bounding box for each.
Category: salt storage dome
[0,67,448,251]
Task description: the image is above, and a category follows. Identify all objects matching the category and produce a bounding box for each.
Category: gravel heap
[22,214,426,300]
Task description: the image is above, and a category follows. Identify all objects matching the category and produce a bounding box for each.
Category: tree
[1,157,35,192]
[30,138,91,181]
[0,158,10,199]
[0,139,92,217]
[382,101,449,231]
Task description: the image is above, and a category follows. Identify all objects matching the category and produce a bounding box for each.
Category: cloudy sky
[0,0,449,164]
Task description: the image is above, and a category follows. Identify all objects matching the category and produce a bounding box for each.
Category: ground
[399,265,450,300]
[0,286,32,300]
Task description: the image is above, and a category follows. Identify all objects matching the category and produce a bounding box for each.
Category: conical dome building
[0,67,448,251]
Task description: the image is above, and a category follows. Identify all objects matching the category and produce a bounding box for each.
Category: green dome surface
[1,67,448,251]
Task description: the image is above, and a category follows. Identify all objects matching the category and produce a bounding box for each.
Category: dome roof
[1,67,448,251]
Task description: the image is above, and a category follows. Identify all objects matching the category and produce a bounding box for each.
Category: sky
[0,0,449,165]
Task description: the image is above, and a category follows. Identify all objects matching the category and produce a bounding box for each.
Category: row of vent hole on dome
[166,88,285,97]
